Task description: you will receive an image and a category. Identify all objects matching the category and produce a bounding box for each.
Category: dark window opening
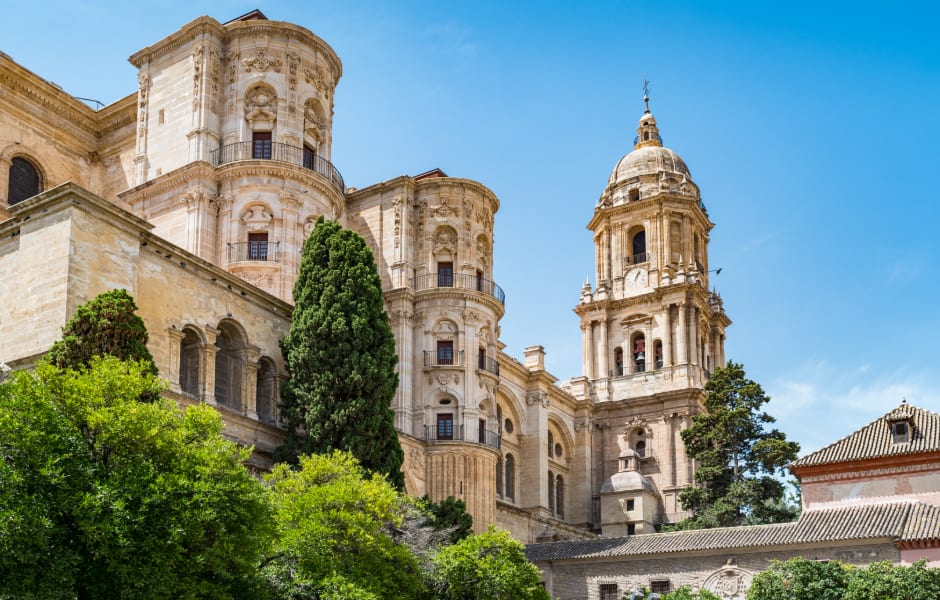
[651,580,672,594]
[626,498,635,512]
[303,144,316,170]
[437,413,454,440]
[437,262,454,287]
[893,421,910,444]
[252,131,272,159]
[614,347,624,376]
[478,348,486,370]
[248,232,269,260]
[635,440,646,458]
[654,340,664,369]
[478,418,486,444]
[629,188,640,202]
[599,584,619,600]
[633,335,646,373]
[505,454,515,501]
[436,340,454,365]
[555,474,564,518]
[476,269,484,291]
[632,230,647,264]
[8,157,41,205]
[627,523,636,535]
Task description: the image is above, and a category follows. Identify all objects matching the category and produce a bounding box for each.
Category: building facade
[1,10,728,541]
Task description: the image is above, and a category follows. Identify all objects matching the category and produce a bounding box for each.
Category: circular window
[554,443,563,458]
[504,418,514,434]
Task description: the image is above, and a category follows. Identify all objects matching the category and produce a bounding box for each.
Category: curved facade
[1,10,729,543]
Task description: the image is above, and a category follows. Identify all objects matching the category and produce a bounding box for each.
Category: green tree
[844,560,940,600]
[424,495,474,544]
[746,557,850,600]
[662,587,721,600]
[47,288,156,374]
[430,526,550,600]
[262,451,425,599]
[0,357,273,598]
[670,361,800,530]
[277,217,404,488]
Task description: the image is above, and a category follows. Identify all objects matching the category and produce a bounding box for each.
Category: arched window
[632,333,646,373]
[632,229,646,264]
[548,470,555,513]
[635,440,646,458]
[505,453,515,501]
[548,432,555,457]
[179,328,201,396]
[214,324,244,411]
[7,157,41,205]
[256,357,277,423]
[555,474,564,518]
[654,340,664,369]
[614,346,624,376]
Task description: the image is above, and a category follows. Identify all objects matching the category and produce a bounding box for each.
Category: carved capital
[526,391,549,408]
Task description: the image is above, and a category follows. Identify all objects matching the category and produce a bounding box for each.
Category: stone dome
[599,470,658,494]
[608,145,691,187]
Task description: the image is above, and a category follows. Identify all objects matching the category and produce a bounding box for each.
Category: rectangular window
[437,413,454,440]
[892,421,910,444]
[599,584,619,600]
[627,523,636,535]
[436,340,454,365]
[626,499,635,512]
[650,580,671,594]
[437,262,454,287]
[248,232,268,261]
[479,418,486,444]
[303,144,316,170]
[252,131,272,159]
[476,269,484,291]
[478,348,486,370]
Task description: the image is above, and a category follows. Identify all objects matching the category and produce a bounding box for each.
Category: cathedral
[0,10,730,543]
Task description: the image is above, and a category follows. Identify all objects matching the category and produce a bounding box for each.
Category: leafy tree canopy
[0,357,273,599]
[746,557,940,600]
[277,217,404,488]
[669,361,800,530]
[262,451,425,599]
[430,526,550,600]
[423,495,474,544]
[662,587,722,600]
[47,288,156,374]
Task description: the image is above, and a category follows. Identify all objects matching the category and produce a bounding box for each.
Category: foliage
[0,357,273,599]
[262,451,425,599]
[670,361,800,530]
[47,288,156,374]
[277,217,404,488]
[662,586,721,600]
[424,495,474,544]
[429,526,550,600]
[746,557,940,600]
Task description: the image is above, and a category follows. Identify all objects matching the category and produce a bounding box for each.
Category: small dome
[608,145,691,187]
[600,470,657,494]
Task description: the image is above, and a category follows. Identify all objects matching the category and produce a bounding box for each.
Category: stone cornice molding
[413,288,505,318]
[129,16,227,68]
[795,452,940,482]
[225,21,342,79]
[118,161,217,203]
[415,177,500,214]
[216,161,345,212]
[587,194,713,232]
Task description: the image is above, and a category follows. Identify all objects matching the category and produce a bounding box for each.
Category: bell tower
[572,94,731,533]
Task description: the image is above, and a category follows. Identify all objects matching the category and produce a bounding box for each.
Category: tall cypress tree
[47,288,156,374]
[277,217,404,488]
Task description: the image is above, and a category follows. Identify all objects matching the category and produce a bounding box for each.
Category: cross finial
[643,79,650,113]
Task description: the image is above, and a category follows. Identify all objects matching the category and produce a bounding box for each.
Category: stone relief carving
[180,187,212,210]
[526,391,550,408]
[286,51,300,114]
[574,417,592,432]
[479,378,496,402]
[430,196,457,218]
[279,191,302,213]
[408,448,426,474]
[702,564,752,600]
[241,205,273,231]
[136,73,151,142]
[246,86,276,111]
[625,416,653,438]
[392,196,402,248]
[432,227,457,255]
[225,51,240,113]
[242,48,282,73]
[303,65,330,93]
[192,43,205,107]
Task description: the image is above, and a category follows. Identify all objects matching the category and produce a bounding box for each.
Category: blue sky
[4,1,939,456]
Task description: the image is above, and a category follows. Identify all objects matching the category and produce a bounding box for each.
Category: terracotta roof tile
[526,502,934,562]
[790,402,940,468]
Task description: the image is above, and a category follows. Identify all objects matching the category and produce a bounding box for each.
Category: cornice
[118,161,218,202]
[587,194,713,232]
[216,160,346,207]
[95,94,137,138]
[793,451,940,480]
[226,20,343,79]
[415,177,501,214]
[573,281,712,317]
[413,288,505,318]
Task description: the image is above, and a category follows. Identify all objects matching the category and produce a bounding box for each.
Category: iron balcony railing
[424,423,501,449]
[477,355,500,376]
[625,252,648,265]
[210,141,345,193]
[412,272,506,305]
[424,350,465,367]
[228,241,280,263]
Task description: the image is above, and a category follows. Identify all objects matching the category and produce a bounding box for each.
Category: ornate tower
[572,97,731,534]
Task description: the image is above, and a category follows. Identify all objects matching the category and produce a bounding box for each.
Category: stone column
[662,412,676,489]
[597,318,609,378]
[663,304,673,368]
[582,321,595,379]
[200,326,220,405]
[243,345,261,420]
[166,328,186,393]
[677,303,687,366]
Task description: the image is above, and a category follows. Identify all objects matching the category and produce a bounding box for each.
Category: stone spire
[635,84,662,150]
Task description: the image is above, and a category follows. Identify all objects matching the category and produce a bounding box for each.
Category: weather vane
[643,79,651,112]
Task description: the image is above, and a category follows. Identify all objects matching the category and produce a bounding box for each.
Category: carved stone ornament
[246,86,276,109]
[242,48,282,73]
[526,391,550,408]
[625,416,652,438]
[432,227,457,255]
[303,215,318,236]
[241,205,273,231]
[574,417,592,432]
[430,196,457,218]
[181,187,212,210]
[279,191,303,212]
[702,565,752,600]
[303,65,330,93]
[408,447,426,473]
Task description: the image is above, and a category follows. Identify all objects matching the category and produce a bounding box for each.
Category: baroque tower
[569,97,731,535]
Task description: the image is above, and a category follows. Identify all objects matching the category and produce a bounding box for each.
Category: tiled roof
[526,502,934,562]
[790,402,940,469]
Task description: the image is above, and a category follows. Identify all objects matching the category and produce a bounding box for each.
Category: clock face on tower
[626,267,649,289]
